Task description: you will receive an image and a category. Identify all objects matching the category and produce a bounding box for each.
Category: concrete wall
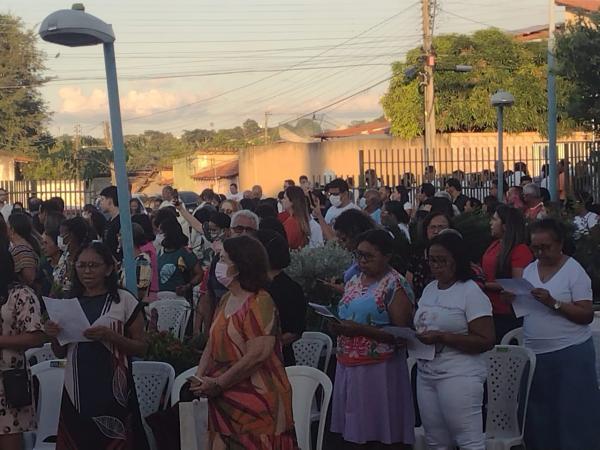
[172,152,238,192]
[0,155,15,180]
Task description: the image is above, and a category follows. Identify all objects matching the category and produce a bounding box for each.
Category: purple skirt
[331,352,415,444]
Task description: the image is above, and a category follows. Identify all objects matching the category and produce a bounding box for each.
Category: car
[176,191,200,212]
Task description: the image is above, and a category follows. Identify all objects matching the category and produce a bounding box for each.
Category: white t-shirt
[226,192,243,202]
[308,219,324,248]
[522,257,593,354]
[414,280,492,380]
[0,203,12,221]
[398,223,411,243]
[574,212,599,239]
[324,202,360,225]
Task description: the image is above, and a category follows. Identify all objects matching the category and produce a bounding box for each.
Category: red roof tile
[192,159,238,180]
[315,119,391,139]
[556,0,600,12]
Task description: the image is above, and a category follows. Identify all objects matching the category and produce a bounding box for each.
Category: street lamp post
[491,90,515,202]
[39,4,136,293]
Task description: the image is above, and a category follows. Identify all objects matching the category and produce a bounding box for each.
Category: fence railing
[0,179,96,214]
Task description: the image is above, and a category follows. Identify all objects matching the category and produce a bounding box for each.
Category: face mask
[155,233,165,244]
[215,261,236,287]
[358,197,367,209]
[330,195,342,208]
[57,235,68,252]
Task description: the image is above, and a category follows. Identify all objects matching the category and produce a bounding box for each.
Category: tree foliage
[381,29,575,139]
[556,12,600,130]
[0,15,49,154]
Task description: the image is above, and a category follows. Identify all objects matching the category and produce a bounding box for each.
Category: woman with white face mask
[54,217,92,297]
[189,235,297,449]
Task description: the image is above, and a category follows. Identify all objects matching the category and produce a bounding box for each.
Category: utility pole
[264,111,271,145]
[422,0,436,166]
[74,124,82,153]
[103,120,116,184]
[547,0,558,202]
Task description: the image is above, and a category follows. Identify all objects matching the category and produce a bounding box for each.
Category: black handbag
[2,368,32,408]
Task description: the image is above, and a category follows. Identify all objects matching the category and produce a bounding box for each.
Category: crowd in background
[0,165,598,449]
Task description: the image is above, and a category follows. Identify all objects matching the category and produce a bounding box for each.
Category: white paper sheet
[308,302,341,323]
[496,278,546,318]
[383,326,436,361]
[43,297,92,345]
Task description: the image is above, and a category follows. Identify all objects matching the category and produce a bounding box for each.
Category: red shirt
[279,214,307,250]
[481,240,533,315]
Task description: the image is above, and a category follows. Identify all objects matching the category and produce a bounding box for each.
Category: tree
[556,12,600,131]
[381,29,575,139]
[0,15,49,154]
[125,131,187,171]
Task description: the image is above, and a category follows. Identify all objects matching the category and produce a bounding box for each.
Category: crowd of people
[0,169,598,450]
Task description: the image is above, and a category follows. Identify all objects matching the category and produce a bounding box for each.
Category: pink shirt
[140,242,159,301]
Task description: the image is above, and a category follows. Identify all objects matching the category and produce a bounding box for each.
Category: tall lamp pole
[39,4,136,293]
[547,0,559,201]
[491,90,515,202]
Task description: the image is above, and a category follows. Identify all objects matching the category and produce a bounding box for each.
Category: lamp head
[491,90,515,108]
[39,4,115,47]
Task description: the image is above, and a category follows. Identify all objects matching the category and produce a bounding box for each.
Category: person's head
[132,213,155,243]
[491,205,527,277]
[239,198,255,211]
[220,235,269,292]
[256,229,290,272]
[132,223,149,249]
[540,187,551,203]
[520,176,533,187]
[523,183,541,207]
[382,200,409,225]
[159,216,188,250]
[230,210,259,237]
[464,197,482,213]
[299,175,310,193]
[28,196,42,213]
[259,216,287,240]
[355,229,394,277]
[514,161,528,174]
[130,198,143,216]
[220,200,239,217]
[393,185,410,204]
[39,198,62,225]
[82,203,97,220]
[326,178,350,208]
[49,197,65,213]
[419,183,435,203]
[378,186,392,202]
[99,186,119,214]
[251,185,263,200]
[152,197,163,210]
[255,203,277,220]
[207,212,231,242]
[71,241,119,297]
[483,195,500,216]
[0,188,7,205]
[152,207,177,234]
[574,190,593,214]
[41,229,61,261]
[422,211,452,241]
[506,186,524,207]
[8,212,41,255]
[491,179,508,198]
[162,185,175,202]
[529,218,567,266]
[429,196,455,217]
[333,209,376,251]
[243,190,253,199]
[283,186,307,214]
[229,183,238,195]
[60,216,92,254]
[12,201,23,212]
[428,231,472,284]
[199,188,214,204]
[283,179,295,190]
[362,189,382,213]
[445,178,462,197]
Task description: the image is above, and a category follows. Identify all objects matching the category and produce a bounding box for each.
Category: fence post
[358,149,365,188]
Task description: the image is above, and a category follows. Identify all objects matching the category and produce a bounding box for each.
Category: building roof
[192,159,239,180]
[511,23,564,41]
[556,0,600,11]
[315,118,391,139]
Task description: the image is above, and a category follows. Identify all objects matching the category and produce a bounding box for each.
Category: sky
[3,0,560,137]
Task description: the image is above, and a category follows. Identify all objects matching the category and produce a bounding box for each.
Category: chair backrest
[171,367,197,406]
[292,337,325,369]
[25,343,56,367]
[132,361,176,418]
[301,332,333,372]
[485,345,536,441]
[157,291,179,300]
[149,298,191,340]
[286,366,332,450]
[500,327,524,346]
[30,360,66,448]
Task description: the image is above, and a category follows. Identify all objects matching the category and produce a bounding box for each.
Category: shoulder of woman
[117,288,139,304]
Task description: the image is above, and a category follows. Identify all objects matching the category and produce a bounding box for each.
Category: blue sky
[3,0,558,137]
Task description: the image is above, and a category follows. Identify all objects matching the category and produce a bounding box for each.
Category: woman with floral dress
[44,242,149,450]
[0,238,46,450]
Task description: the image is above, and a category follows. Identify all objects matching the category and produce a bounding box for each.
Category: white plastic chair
[132,361,176,450]
[301,332,333,372]
[286,366,332,450]
[148,298,191,340]
[156,291,179,300]
[500,327,524,346]
[292,337,325,369]
[485,345,536,450]
[25,343,56,367]
[171,367,197,406]
[30,360,66,450]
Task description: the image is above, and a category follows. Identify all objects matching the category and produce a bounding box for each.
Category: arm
[281,333,300,346]
[0,331,46,351]
[44,321,68,358]
[195,337,213,377]
[18,267,37,287]
[176,203,204,234]
[311,198,336,241]
[84,312,148,357]
[420,316,495,354]
[485,267,525,292]
[215,336,275,390]
[531,288,594,325]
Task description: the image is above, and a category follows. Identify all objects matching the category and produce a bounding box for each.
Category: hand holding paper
[43,297,92,346]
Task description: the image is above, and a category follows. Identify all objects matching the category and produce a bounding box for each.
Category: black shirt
[454,194,469,212]
[267,272,307,366]
[103,214,121,260]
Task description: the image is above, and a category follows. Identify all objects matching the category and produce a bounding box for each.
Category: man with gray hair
[523,183,547,220]
[230,210,259,236]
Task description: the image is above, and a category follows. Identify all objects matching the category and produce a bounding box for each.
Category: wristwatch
[553,301,561,311]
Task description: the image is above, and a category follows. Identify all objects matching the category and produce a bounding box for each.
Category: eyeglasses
[75,261,105,270]
[231,225,256,234]
[427,256,450,267]
[353,250,376,262]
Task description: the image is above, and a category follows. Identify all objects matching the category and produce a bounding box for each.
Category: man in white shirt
[312,178,359,240]
[226,183,243,201]
[159,185,176,209]
[0,188,12,221]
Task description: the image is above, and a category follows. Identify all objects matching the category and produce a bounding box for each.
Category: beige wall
[172,152,238,193]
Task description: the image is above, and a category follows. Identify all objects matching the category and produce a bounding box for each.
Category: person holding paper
[481,205,532,342]
[414,231,495,450]
[44,242,149,450]
[330,229,416,448]
[516,219,599,450]
[0,240,45,450]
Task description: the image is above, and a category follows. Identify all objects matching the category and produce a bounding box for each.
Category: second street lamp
[491,90,515,202]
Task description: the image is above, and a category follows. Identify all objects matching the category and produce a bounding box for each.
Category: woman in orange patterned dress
[190,235,297,450]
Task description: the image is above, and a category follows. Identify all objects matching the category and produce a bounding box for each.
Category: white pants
[417,373,485,450]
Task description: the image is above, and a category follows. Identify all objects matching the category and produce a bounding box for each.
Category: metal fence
[310,141,600,201]
[0,179,97,214]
